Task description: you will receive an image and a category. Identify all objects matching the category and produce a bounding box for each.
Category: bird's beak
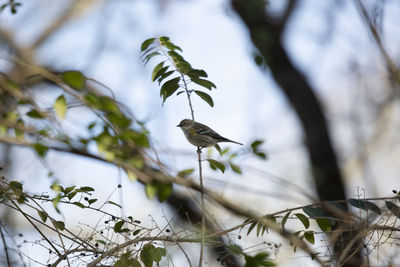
[177,124,181,127]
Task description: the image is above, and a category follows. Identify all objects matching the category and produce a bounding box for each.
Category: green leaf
[188,69,208,78]
[79,186,94,192]
[256,222,262,236]
[191,77,216,90]
[385,201,400,218]
[88,198,97,205]
[177,168,194,178]
[214,144,222,155]
[9,181,23,193]
[255,152,267,159]
[72,202,85,208]
[251,140,263,150]
[61,71,85,90]
[54,221,65,231]
[38,211,48,223]
[302,206,324,218]
[160,77,180,102]
[114,221,125,233]
[140,244,166,267]
[303,231,315,244]
[247,221,257,236]
[206,159,225,173]
[157,182,172,202]
[107,201,122,209]
[194,90,214,107]
[229,162,242,174]
[143,52,160,64]
[316,218,331,233]
[157,70,174,85]
[63,186,75,194]
[26,109,44,119]
[67,191,77,200]
[151,62,165,82]
[227,244,242,254]
[132,229,141,235]
[33,143,48,157]
[145,183,157,199]
[281,211,291,230]
[348,198,381,215]
[114,257,142,267]
[54,95,67,118]
[294,213,310,229]
[96,240,107,245]
[141,38,156,51]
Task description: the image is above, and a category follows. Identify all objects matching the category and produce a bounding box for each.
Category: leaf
[151,63,166,82]
[304,231,315,244]
[191,77,216,90]
[207,159,225,173]
[251,140,263,150]
[132,229,141,235]
[61,71,85,90]
[38,211,48,223]
[247,221,257,236]
[33,143,48,158]
[141,38,156,51]
[114,221,124,233]
[256,222,262,236]
[54,95,67,118]
[255,152,267,159]
[214,144,222,155]
[227,244,242,254]
[72,202,85,208]
[229,162,242,174]
[385,201,400,218]
[79,186,94,192]
[140,244,166,267]
[157,182,172,202]
[54,221,65,231]
[281,211,291,230]
[316,218,332,233]
[302,206,325,218]
[157,70,174,85]
[145,183,157,199]
[294,213,310,229]
[177,168,194,178]
[107,201,122,209]
[63,186,75,194]
[88,198,97,205]
[188,69,208,78]
[194,90,214,107]
[96,240,107,245]
[160,77,180,102]
[114,257,142,267]
[348,199,381,215]
[26,109,44,119]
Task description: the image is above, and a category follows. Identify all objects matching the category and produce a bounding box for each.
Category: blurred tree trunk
[231,0,363,266]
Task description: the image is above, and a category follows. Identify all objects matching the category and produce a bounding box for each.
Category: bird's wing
[193,123,229,141]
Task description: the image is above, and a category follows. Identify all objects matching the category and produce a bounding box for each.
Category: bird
[177,119,243,148]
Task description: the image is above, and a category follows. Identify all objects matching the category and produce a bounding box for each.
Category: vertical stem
[182,76,195,121]
[0,222,11,267]
[197,147,205,267]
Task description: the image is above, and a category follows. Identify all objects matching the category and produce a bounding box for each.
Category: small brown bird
[177,119,243,148]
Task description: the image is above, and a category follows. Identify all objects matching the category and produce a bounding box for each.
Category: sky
[1,0,400,266]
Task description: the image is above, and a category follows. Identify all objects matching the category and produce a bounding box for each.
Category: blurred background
[0,0,400,266]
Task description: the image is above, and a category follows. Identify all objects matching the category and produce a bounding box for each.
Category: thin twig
[197,147,205,267]
[0,222,11,267]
